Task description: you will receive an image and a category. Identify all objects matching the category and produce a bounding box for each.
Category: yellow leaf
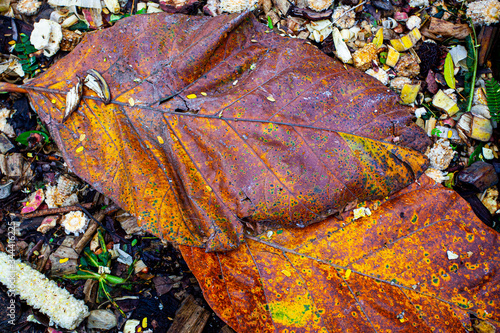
[345,269,352,279]
[76,146,84,153]
[128,97,135,106]
[157,136,164,144]
[373,28,383,48]
[444,52,456,89]
[281,269,291,277]
[186,94,197,99]
[267,95,276,102]
[59,258,69,263]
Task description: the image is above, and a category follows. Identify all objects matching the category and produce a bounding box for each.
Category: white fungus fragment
[0,108,15,137]
[426,139,456,170]
[353,207,371,220]
[466,0,500,26]
[61,211,89,236]
[425,168,449,183]
[414,107,427,118]
[332,5,356,29]
[16,0,42,16]
[30,19,63,57]
[406,16,422,30]
[217,0,257,13]
[408,0,429,7]
[308,0,333,11]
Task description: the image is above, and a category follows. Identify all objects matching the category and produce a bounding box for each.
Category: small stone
[87,309,117,330]
[457,161,499,193]
[394,54,420,78]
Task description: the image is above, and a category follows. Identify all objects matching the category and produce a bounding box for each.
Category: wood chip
[166,295,209,333]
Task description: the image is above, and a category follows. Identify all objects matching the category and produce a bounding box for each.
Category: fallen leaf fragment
[63,77,83,122]
[84,69,111,104]
[421,17,472,41]
[181,175,500,332]
[18,12,430,251]
[21,188,44,214]
[432,89,459,116]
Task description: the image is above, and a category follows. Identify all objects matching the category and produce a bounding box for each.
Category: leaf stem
[0,82,28,94]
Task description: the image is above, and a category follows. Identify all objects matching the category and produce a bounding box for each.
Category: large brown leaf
[181,175,500,332]
[22,12,429,250]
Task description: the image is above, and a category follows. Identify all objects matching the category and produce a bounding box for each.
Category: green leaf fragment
[485,78,500,121]
[267,16,273,29]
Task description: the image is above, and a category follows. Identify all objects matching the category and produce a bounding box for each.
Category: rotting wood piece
[74,210,105,254]
[166,295,209,333]
[219,325,237,333]
[477,25,499,67]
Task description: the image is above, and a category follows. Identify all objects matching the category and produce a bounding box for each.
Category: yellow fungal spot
[157,136,164,144]
[201,92,207,96]
[186,94,197,99]
[142,317,147,328]
[59,258,69,263]
[267,95,276,102]
[79,134,86,141]
[128,97,135,106]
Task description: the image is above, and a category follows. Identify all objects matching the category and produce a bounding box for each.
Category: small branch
[19,202,93,219]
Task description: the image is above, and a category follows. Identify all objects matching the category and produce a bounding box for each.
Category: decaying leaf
[63,77,83,122]
[16,12,430,250]
[181,175,500,331]
[84,69,111,104]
